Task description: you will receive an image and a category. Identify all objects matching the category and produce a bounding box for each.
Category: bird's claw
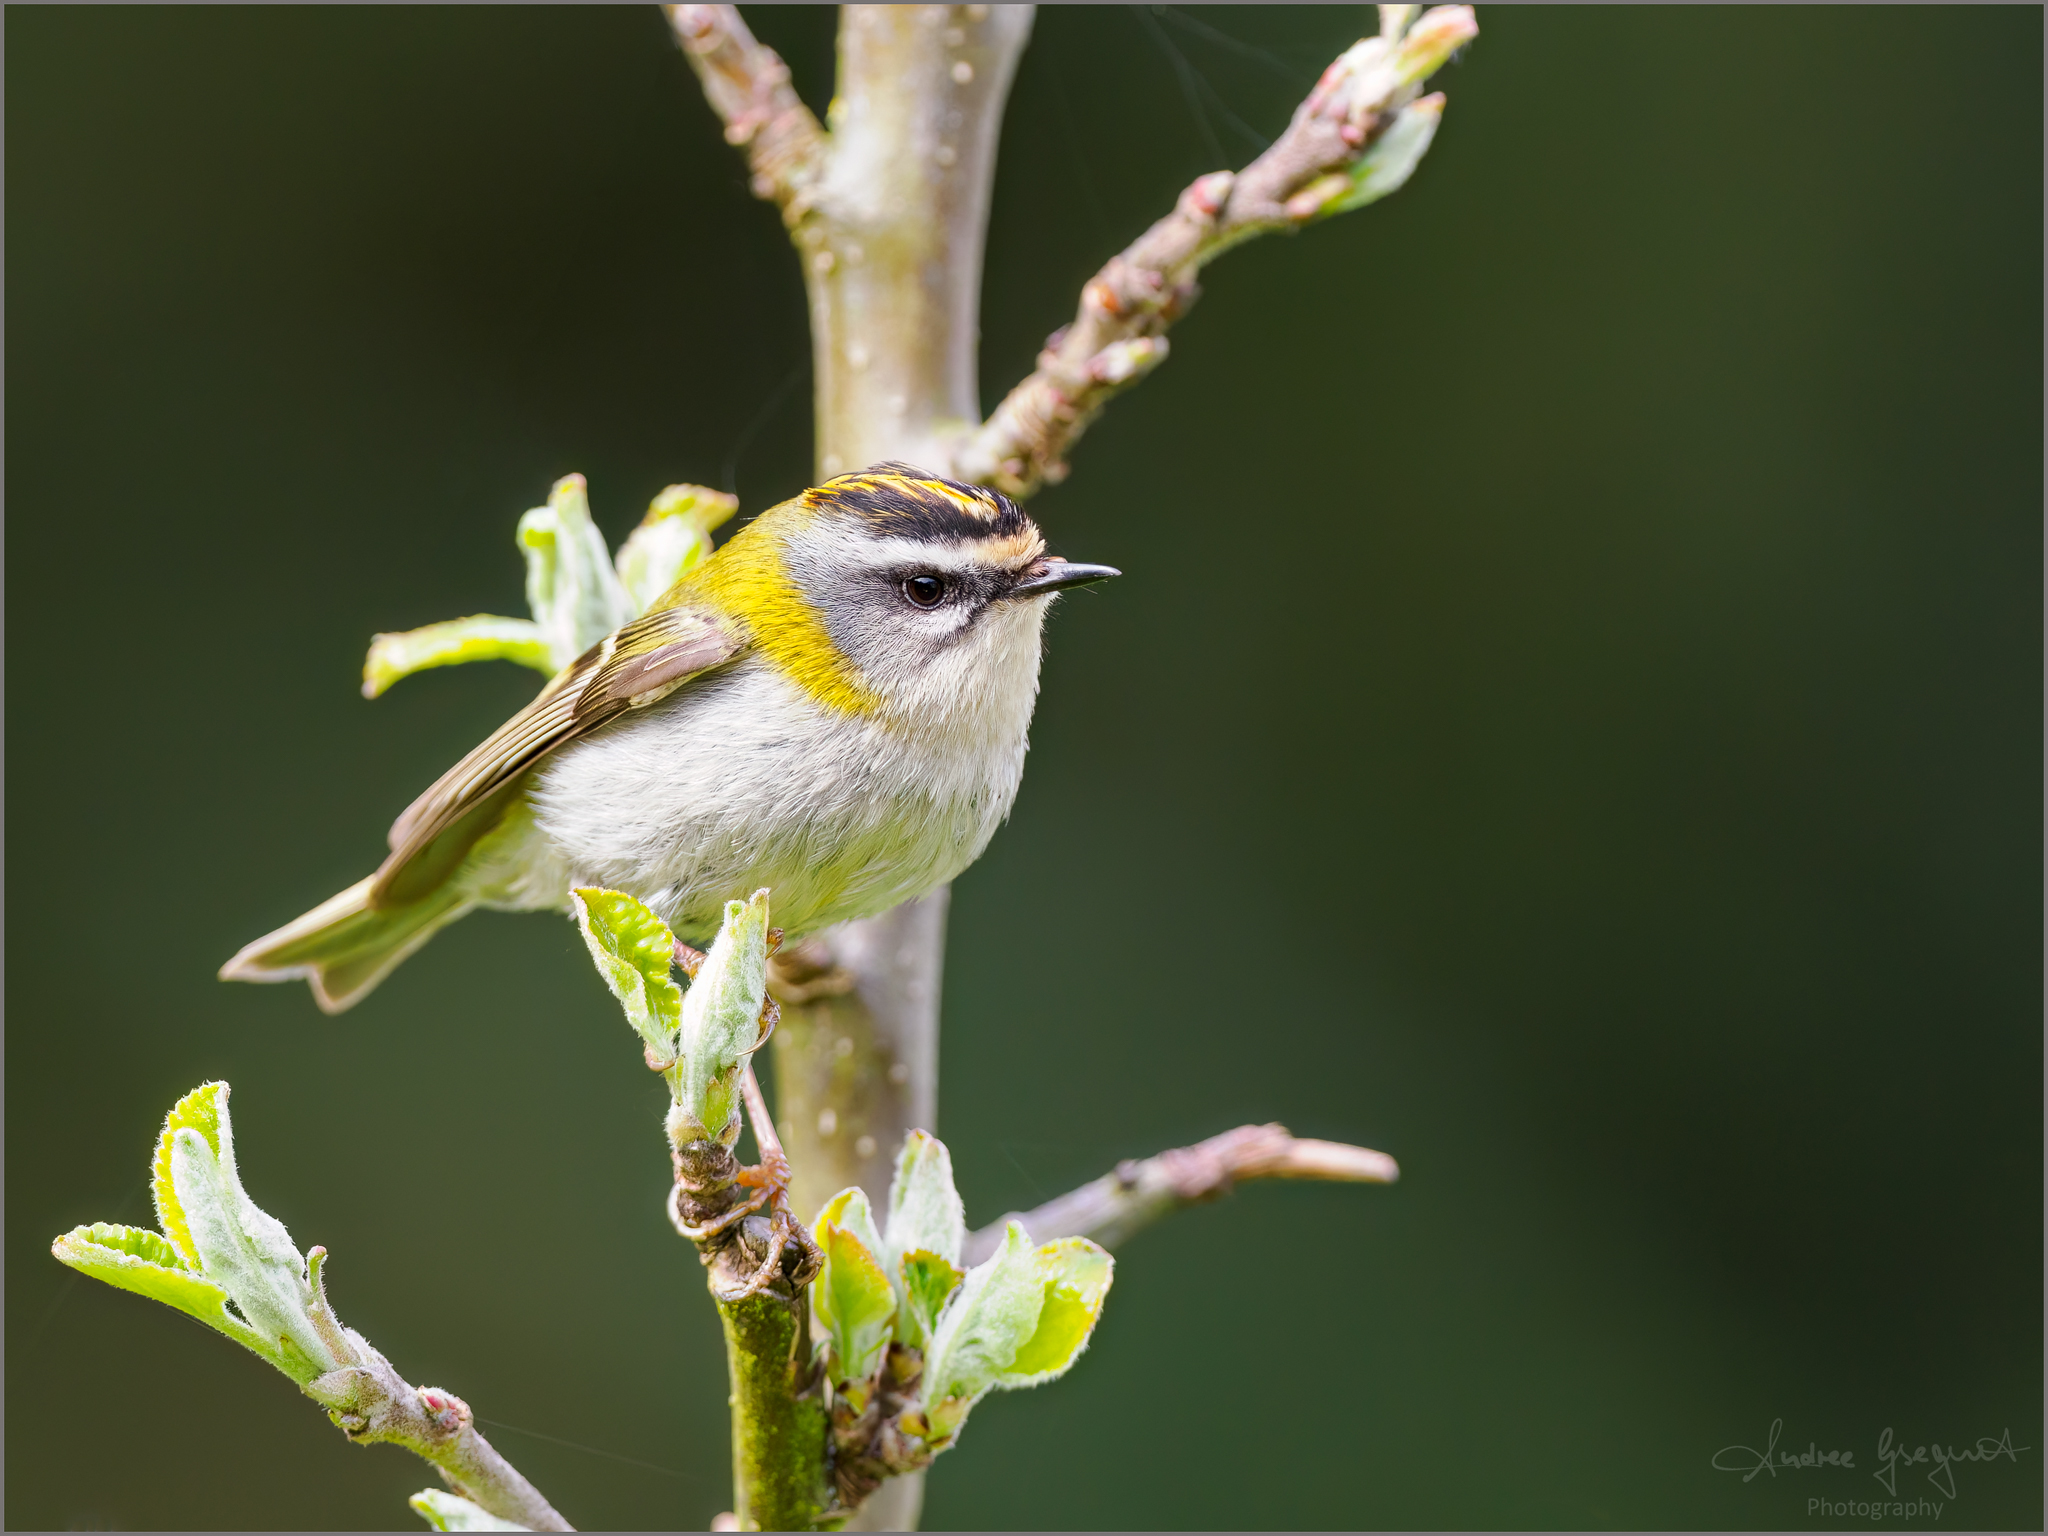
[714,1133,821,1301]
[710,1175,822,1302]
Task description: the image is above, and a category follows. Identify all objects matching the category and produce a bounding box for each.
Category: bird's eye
[901,573,947,609]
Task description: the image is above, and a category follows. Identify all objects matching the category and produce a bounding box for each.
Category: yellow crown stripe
[690,515,881,717]
[813,472,1002,521]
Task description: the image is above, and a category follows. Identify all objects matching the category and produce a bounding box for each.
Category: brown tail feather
[219,876,473,1015]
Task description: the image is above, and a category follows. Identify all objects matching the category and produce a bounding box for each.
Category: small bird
[221,463,1118,1014]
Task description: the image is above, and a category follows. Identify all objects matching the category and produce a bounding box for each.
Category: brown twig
[953,5,1477,498]
[305,1343,572,1530]
[961,1122,1399,1266]
[664,4,828,222]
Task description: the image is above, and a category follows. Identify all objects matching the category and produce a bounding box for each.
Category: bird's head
[689,463,1118,726]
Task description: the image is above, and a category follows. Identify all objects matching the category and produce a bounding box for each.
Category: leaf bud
[669,889,772,1147]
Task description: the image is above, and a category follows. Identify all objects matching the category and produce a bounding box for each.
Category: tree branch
[305,1329,571,1531]
[952,5,1477,498]
[664,4,828,220]
[669,1061,832,1532]
[961,1123,1399,1267]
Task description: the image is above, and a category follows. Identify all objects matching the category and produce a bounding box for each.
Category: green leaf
[168,1095,344,1383]
[152,1081,225,1269]
[362,616,552,699]
[814,1186,888,1260]
[996,1238,1114,1388]
[811,1191,896,1390]
[895,1248,964,1353]
[80,1220,188,1270]
[518,473,635,669]
[1328,94,1445,215]
[919,1221,1046,1442]
[613,483,738,613]
[66,1084,355,1385]
[883,1130,965,1281]
[409,1489,531,1531]
[570,888,683,1069]
[51,1222,277,1366]
[669,889,771,1144]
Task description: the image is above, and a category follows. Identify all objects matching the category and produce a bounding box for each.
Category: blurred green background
[7,6,2040,1530]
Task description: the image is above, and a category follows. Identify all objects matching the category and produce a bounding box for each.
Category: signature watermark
[1871,1425,2029,1500]
[1713,1418,1855,1481]
[1807,1498,1944,1524]
[1713,1418,2031,1509]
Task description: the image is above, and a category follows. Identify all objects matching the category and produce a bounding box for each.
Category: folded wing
[373,603,742,906]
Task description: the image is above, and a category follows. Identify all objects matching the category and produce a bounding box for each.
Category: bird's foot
[713,1154,821,1302]
[716,1083,820,1302]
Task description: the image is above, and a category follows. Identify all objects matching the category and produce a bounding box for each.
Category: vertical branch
[672,1063,833,1532]
[716,5,1030,1229]
[673,14,1033,1529]
[716,1287,831,1531]
[670,8,1033,1231]
[768,890,945,1225]
[673,15,1031,1528]
[787,4,1030,1221]
[801,4,1034,474]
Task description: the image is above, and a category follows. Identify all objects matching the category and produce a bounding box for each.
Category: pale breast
[525,654,1031,944]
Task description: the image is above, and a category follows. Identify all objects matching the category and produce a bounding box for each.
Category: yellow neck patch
[687,510,881,716]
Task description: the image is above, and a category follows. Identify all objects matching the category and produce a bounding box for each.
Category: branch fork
[957,4,1478,496]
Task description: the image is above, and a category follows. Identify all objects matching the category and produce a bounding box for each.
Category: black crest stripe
[807,461,1030,544]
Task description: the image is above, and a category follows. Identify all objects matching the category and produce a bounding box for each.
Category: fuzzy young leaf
[152,1081,225,1268]
[362,616,553,699]
[51,1222,275,1364]
[519,472,635,668]
[814,1186,888,1263]
[169,1114,342,1383]
[668,889,772,1145]
[410,1490,531,1531]
[883,1130,966,1284]
[896,1248,965,1353]
[995,1238,1114,1388]
[613,483,738,613]
[570,888,683,1069]
[810,1189,896,1390]
[919,1221,1046,1442]
[66,1083,352,1383]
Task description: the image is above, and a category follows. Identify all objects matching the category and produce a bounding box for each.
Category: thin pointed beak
[1009,558,1122,599]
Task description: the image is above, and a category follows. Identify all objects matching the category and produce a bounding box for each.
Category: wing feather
[371,604,741,906]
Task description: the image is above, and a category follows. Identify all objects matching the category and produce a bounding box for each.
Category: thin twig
[664,4,828,223]
[953,5,1476,497]
[741,1056,789,1169]
[962,1122,1398,1265]
[305,1340,573,1530]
